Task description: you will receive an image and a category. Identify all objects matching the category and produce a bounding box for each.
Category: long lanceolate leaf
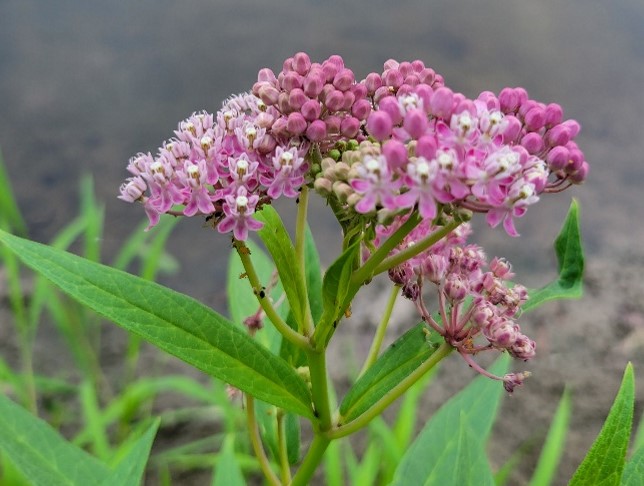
[523,199,584,312]
[255,205,309,330]
[339,324,442,424]
[0,393,110,485]
[0,230,314,419]
[569,363,635,486]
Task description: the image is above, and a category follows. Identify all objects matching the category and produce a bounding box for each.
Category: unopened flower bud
[502,115,522,143]
[521,132,544,154]
[257,134,277,153]
[314,177,333,195]
[320,157,336,171]
[379,96,403,125]
[430,87,454,119]
[404,108,428,139]
[352,99,372,120]
[282,71,303,92]
[293,52,312,76]
[303,71,325,98]
[569,160,589,184]
[325,89,345,112]
[257,68,277,84]
[333,181,353,202]
[544,103,563,126]
[366,111,393,140]
[365,72,383,95]
[306,120,327,141]
[334,162,351,180]
[346,192,362,208]
[383,68,404,89]
[342,91,356,111]
[333,68,355,92]
[546,146,569,171]
[382,139,407,170]
[301,99,322,121]
[288,88,307,110]
[287,112,307,135]
[524,106,546,131]
[341,117,360,138]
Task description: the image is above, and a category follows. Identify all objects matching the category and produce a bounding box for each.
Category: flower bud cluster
[377,214,534,391]
[252,53,371,149]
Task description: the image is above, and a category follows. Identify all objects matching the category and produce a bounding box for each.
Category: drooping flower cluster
[379,216,534,392]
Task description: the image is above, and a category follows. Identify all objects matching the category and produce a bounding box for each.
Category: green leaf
[0,393,110,485]
[632,410,644,452]
[212,435,246,486]
[621,446,644,486]
[255,205,308,329]
[315,240,361,345]
[339,324,441,423]
[529,389,571,486]
[523,199,584,312]
[227,239,284,353]
[304,225,323,324]
[570,362,635,486]
[100,420,159,486]
[391,356,509,486]
[0,230,313,419]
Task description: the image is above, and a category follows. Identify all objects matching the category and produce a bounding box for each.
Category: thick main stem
[290,434,331,486]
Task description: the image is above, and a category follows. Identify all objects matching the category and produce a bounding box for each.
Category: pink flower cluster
[380,216,534,391]
[119,94,308,240]
[120,52,587,242]
[348,67,588,236]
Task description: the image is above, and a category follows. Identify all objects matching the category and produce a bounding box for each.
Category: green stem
[290,434,331,486]
[246,394,281,486]
[306,349,332,431]
[373,219,462,276]
[358,285,400,378]
[276,411,292,484]
[349,211,421,290]
[234,240,309,350]
[294,186,315,337]
[295,186,309,268]
[328,342,453,439]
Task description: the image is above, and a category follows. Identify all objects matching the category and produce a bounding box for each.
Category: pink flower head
[217,186,264,241]
[350,155,401,213]
[260,146,307,199]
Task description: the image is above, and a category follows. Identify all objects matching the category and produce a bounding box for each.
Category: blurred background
[1,0,643,484]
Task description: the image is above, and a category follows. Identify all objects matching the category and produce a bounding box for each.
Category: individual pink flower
[350,155,401,213]
[260,146,307,199]
[217,187,264,241]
